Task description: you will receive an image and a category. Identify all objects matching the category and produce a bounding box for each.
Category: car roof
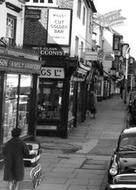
[122,127,136,135]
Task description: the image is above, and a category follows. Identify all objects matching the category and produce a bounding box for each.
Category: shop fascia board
[0,46,39,60]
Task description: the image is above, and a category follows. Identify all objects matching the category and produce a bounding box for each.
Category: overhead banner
[47,8,72,46]
[94,9,126,28]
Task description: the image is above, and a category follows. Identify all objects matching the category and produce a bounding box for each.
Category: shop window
[77,83,82,117]
[6,14,16,47]
[68,81,75,128]
[37,80,63,123]
[3,74,32,143]
[19,75,32,137]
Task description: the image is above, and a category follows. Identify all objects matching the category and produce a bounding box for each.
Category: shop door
[37,79,63,130]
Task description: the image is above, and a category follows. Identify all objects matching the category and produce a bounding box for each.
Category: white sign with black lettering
[40,67,64,79]
[47,9,71,45]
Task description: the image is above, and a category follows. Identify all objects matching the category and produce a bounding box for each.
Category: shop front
[70,62,91,124]
[0,53,41,157]
[36,56,78,138]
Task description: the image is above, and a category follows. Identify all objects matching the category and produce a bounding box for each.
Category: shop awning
[71,62,91,82]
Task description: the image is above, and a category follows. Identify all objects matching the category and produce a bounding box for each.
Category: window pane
[6,14,16,46]
[37,80,63,123]
[19,75,32,137]
[3,74,18,143]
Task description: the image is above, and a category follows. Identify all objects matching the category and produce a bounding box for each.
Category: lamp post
[121,43,130,103]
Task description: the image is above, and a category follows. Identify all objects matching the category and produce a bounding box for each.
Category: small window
[82,6,86,25]
[6,14,16,47]
[77,0,81,18]
[33,0,38,2]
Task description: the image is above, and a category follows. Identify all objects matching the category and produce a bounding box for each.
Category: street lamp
[121,43,130,103]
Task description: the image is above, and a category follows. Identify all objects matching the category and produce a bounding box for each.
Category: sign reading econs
[47,8,72,46]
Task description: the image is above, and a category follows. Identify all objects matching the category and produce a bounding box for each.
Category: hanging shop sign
[40,67,64,79]
[0,55,41,74]
[47,8,72,46]
[104,53,114,61]
[85,51,98,61]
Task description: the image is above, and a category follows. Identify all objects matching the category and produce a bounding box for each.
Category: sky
[94,0,136,58]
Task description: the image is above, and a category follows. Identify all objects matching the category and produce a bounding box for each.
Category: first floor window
[6,14,16,46]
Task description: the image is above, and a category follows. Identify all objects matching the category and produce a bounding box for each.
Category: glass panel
[18,75,32,137]
[3,74,18,143]
[37,80,63,123]
[68,81,74,120]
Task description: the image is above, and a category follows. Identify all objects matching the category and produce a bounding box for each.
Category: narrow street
[36,95,126,190]
[0,94,127,190]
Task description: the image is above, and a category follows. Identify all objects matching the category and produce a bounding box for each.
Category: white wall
[70,0,87,57]
[103,29,113,73]
[0,0,25,47]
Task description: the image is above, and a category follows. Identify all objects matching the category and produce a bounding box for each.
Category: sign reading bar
[40,67,64,79]
[47,8,72,46]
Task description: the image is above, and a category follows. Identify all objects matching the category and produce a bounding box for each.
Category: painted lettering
[54,69,61,76]
[41,68,51,76]
[0,58,8,67]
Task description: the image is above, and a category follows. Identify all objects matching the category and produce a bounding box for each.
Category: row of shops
[0,44,114,161]
[36,48,113,138]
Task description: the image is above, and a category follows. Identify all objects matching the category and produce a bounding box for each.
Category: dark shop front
[0,52,41,158]
[36,47,77,138]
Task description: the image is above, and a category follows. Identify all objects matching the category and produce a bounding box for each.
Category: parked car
[107,127,136,189]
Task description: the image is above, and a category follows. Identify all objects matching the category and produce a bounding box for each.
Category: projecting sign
[40,67,64,79]
[85,51,98,61]
[47,8,72,46]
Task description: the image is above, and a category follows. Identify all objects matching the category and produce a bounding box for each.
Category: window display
[19,75,32,137]
[68,80,75,130]
[3,74,32,143]
[37,80,63,124]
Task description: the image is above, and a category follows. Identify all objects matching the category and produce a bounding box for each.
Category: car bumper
[109,184,136,189]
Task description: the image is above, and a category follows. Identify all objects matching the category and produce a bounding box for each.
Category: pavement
[0,94,127,190]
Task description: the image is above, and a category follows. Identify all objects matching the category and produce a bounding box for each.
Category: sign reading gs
[40,67,64,79]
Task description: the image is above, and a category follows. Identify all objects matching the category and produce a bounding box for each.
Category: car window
[119,135,136,151]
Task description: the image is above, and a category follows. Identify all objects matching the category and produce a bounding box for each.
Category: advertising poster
[47,8,72,46]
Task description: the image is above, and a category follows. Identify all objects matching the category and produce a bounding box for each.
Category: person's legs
[8,181,14,190]
[13,181,20,190]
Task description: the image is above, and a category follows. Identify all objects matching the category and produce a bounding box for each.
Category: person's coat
[3,137,29,181]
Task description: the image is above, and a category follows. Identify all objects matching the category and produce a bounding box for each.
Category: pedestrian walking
[2,128,30,190]
[87,90,97,118]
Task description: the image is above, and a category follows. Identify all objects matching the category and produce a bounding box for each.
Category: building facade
[24,0,97,138]
[0,0,42,161]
